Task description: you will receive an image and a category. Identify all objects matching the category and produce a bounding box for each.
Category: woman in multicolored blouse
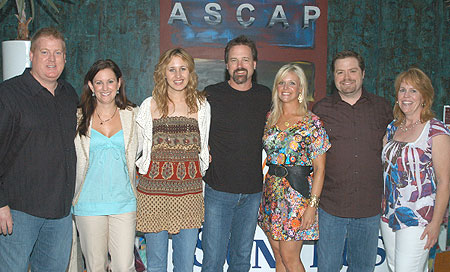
[135,48,210,272]
[380,68,450,272]
[257,63,330,272]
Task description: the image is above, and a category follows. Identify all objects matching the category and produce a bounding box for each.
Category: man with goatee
[201,35,271,272]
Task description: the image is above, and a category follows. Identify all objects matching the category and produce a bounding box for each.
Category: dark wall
[0,0,160,105]
[327,0,449,118]
[1,0,448,117]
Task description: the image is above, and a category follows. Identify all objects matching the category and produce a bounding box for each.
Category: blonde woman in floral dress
[258,63,330,272]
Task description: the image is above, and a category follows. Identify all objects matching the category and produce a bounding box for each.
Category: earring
[92,92,95,97]
[298,93,303,104]
[396,101,398,104]
[116,90,119,94]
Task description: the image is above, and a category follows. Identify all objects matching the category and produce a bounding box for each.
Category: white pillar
[2,40,31,81]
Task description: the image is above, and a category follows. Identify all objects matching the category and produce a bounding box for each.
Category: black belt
[267,164,312,198]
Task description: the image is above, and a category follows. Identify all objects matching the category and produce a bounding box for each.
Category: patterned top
[258,112,330,241]
[136,117,204,233]
[137,117,202,196]
[381,119,450,231]
[264,112,330,167]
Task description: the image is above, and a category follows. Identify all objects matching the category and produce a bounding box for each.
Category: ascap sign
[168,2,321,28]
[162,0,322,48]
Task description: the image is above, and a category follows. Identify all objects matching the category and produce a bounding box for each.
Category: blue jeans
[0,209,72,272]
[317,208,380,272]
[201,184,261,272]
[145,228,199,272]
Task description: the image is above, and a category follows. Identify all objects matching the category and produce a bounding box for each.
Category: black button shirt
[0,69,78,219]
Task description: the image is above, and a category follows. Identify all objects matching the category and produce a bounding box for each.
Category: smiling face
[88,68,121,106]
[397,80,424,119]
[226,45,256,89]
[277,71,302,104]
[29,36,66,89]
[165,56,190,93]
[333,57,365,101]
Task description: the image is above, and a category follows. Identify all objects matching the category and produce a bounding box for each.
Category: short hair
[393,67,435,126]
[30,27,66,53]
[267,63,309,128]
[152,48,205,117]
[224,35,258,63]
[331,50,365,73]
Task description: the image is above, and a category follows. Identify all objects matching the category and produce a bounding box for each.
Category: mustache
[233,68,248,74]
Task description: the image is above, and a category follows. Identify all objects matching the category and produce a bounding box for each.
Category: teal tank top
[73,129,136,216]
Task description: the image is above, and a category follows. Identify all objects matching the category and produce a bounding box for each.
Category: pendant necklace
[399,119,421,132]
[97,107,117,125]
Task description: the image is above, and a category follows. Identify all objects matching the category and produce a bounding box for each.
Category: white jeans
[380,220,429,272]
[75,212,137,272]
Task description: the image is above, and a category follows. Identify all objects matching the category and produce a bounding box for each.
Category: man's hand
[0,206,13,235]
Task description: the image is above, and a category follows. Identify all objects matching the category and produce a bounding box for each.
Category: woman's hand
[420,221,441,250]
[300,206,316,230]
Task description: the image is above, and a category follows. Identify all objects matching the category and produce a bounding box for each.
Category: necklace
[96,107,117,125]
[399,119,421,132]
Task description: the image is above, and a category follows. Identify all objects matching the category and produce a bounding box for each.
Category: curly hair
[152,48,205,117]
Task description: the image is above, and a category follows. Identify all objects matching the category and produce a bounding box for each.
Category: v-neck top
[72,129,136,216]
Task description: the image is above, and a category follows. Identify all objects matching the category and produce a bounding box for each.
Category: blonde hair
[267,63,309,127]
[152,48,205,117]
[393,67,435,126]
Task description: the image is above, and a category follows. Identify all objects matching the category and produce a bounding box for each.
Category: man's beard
[232,68,249,84]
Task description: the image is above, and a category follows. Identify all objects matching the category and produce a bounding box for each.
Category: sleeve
[135,97,153,175]
[199,100,211,176]
[385,120,396,141]
[309,116,331,159]
[0,95,20,207]
[428,119,450,140]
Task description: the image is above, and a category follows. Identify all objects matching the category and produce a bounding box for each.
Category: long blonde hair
[152,48,205,117]
[267,63,309,127]
[393,67,435,126]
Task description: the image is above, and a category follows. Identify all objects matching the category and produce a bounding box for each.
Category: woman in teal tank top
[73,59,140,272]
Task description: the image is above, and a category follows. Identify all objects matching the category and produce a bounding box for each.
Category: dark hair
[331,50,365,73]
[153,48,205,117]
[77,59,135,136]
[393,67,435,126]
[31,27,66,53]
[224,35,258,63]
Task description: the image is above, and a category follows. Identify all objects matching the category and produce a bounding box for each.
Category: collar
[331,87,371,105]
[22,68,65,96]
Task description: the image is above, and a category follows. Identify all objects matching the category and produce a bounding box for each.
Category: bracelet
[308,194,320,208]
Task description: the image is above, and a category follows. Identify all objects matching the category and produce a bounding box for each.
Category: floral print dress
[258,112,330,241]
[381,119,450,231]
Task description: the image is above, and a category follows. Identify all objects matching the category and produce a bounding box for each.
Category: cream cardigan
[73,106,140,205]
[135,97,211,176]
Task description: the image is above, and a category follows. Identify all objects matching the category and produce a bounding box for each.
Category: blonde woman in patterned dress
[135,48,210,272]
[258,63,330,272]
